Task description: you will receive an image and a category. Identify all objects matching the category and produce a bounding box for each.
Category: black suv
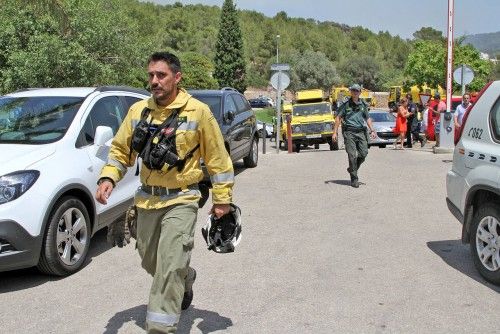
[189,87,259,168]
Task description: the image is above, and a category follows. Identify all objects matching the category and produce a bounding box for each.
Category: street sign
[453,65,474,85]
[419,93,431,106]
[270,63,290,71]
[270,72,290,90]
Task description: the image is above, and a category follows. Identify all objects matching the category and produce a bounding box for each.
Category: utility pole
[435,0,455,153]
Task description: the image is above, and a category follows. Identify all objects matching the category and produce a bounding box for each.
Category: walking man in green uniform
[332,84,376,188]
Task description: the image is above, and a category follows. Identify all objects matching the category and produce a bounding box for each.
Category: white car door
[77,94,140,218]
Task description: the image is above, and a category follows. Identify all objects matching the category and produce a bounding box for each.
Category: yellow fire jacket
[99,88,234,209]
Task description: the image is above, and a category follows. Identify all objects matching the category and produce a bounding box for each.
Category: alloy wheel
[475,215,500,271]
[56,208,89,266]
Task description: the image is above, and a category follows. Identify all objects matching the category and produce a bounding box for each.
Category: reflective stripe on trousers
[210,171,234,183]
[146,310,179,326]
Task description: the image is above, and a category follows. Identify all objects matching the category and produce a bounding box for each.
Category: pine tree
[213,0,246,92]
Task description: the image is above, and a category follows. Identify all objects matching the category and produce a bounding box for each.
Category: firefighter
[95,52,234,333]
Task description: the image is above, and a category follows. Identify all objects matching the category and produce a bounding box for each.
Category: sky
[146,0,500,39]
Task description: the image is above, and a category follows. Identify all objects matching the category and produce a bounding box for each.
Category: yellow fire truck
[330,85,376,110]
[388,85,445,109]
[279,89,338,153]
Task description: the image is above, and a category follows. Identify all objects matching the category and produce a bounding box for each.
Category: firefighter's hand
[332,132,338,142]
[211,204,231,219]
[370,130,377,140]
[96,179,114,205]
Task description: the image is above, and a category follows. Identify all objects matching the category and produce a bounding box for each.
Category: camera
[146,141,179,170]
[131,119,151,154]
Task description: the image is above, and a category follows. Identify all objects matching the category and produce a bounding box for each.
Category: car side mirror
[94,126,114,146]
[225,110,235,123]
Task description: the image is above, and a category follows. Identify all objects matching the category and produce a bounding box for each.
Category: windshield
[0,96,83,144]
[293,103,331,116]
[369,112,396,122]
[191,95,222,119]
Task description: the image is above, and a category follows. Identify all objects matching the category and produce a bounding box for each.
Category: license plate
[306,134,321,138]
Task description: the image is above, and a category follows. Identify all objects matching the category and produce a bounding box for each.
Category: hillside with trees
[0,0,495,95]
[464,31,500,56]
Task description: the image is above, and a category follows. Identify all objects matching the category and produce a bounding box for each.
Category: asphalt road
[1,139,499,334]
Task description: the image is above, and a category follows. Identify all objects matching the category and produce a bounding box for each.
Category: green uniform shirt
[337,98,369,129]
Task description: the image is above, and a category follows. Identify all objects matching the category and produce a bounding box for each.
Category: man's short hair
[148,52,181,73]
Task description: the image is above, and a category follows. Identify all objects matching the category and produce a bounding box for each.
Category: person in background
[420,101,430,145]
[404,93,425,148]
[393,97,409,150]
[332,83,376,188]
[454,93,471,130]
[431,93,447,147]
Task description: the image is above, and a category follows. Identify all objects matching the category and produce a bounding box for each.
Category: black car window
[0,96,83,144]
[122,96,143,114]
[224,94,237,114]
[233,94,250,114]
[369,112,395,122]
[491,96,500,142]
[76,96,124,147]
[191,95,222,120]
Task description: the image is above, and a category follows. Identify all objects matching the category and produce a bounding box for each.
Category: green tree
[404,40,491,92]
[0,0,148,93]
[287,50,340,91]
[339,55,381,90]
[413,27,444,41]
[213,0,246,92]
[179,52,218,89]
[489,60,500,81]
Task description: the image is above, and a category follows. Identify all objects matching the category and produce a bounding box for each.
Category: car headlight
[0,170,40,204]
[293,126,301,133]
[324,123,332,131]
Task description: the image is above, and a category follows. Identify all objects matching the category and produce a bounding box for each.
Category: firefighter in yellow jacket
[95,52,233,333]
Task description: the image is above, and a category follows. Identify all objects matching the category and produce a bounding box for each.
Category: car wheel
[243,137,258,168]
[282,136,288,151]
[470,202,500,285]
[329,141,339,151]
[379,144,386,148]
[257,129,265,138]
[314,143,320,149]
[38,196,91,276]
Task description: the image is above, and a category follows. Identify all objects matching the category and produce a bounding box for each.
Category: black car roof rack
[221,87,238,92]
[95,86,150,95]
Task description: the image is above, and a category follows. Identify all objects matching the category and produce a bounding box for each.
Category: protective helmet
[201,204,242,253]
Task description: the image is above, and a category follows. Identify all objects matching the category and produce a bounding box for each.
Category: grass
[255,108,275,124]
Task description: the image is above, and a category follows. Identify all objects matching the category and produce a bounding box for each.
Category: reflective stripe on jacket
[99,88,233,209]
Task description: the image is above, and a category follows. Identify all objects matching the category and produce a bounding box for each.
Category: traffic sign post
[270,64,290,153]
[436,0,455,153]
[419,93,431,107]
[453,64,474,95]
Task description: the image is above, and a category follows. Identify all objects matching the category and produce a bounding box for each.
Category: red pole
[286,114,293,153]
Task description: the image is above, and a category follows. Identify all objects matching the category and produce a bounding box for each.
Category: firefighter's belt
[141,184,198,196]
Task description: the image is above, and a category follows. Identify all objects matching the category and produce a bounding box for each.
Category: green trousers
[136,202,198,334]
[343,130,368,181]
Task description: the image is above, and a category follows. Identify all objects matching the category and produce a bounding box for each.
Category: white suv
[0,87,149,276]
[446,80,500,285]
